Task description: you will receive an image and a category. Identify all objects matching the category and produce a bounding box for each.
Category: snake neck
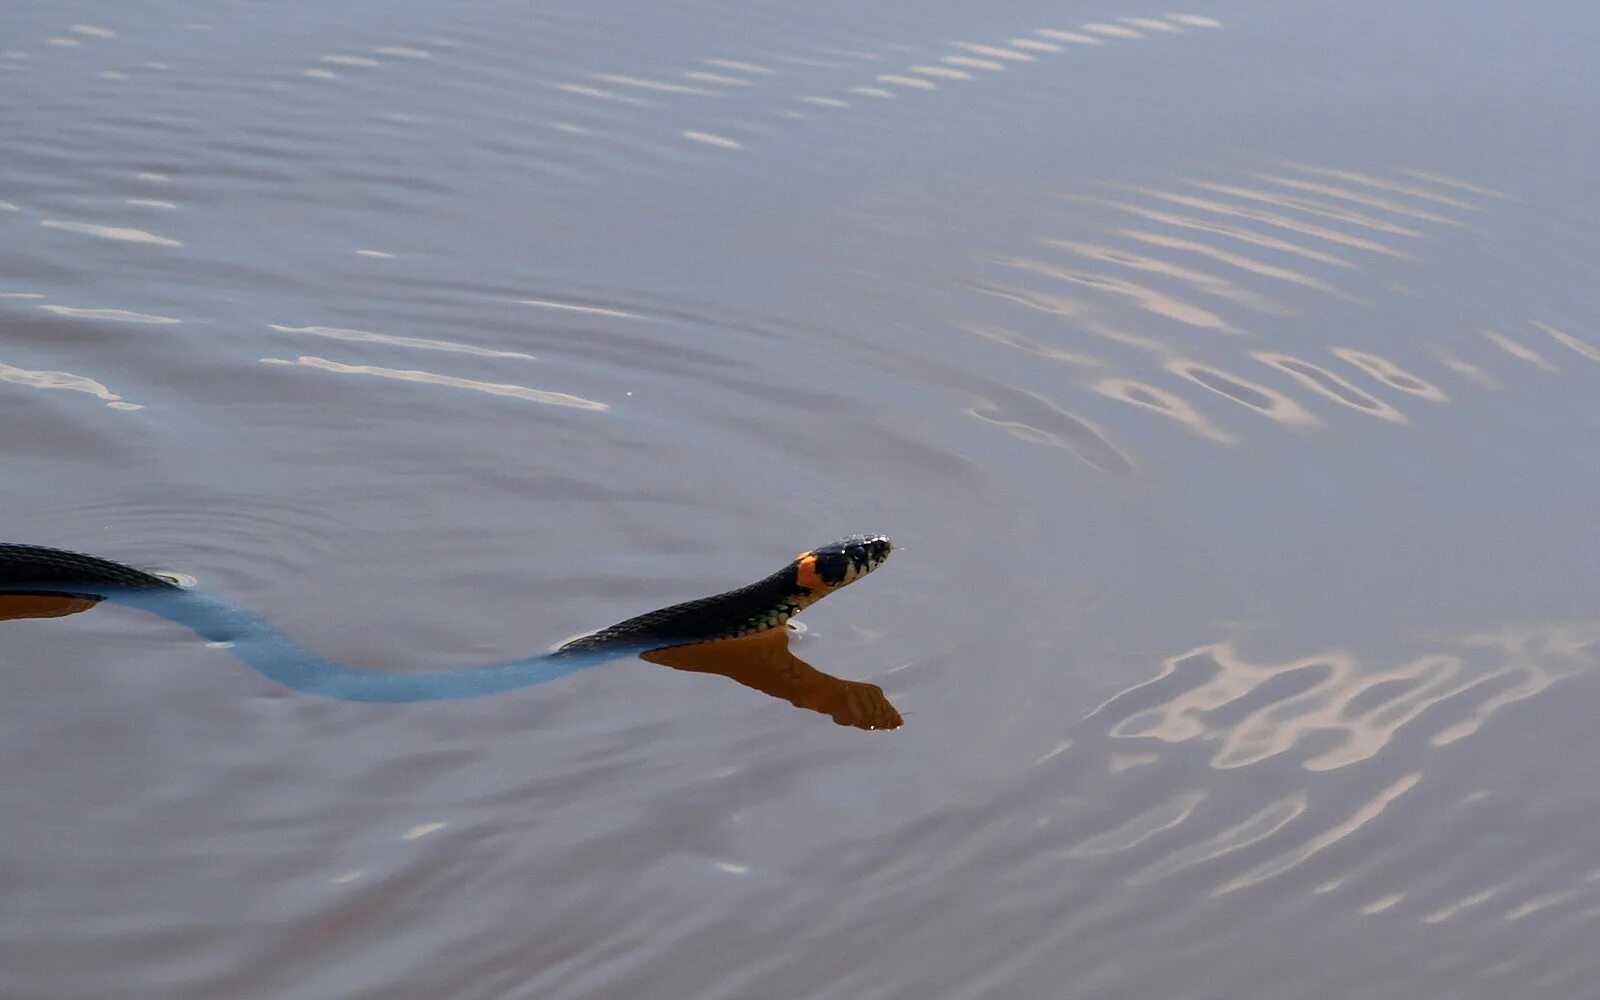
[556,559,818,655]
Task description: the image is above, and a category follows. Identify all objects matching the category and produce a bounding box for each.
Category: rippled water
[4,2,1599,997]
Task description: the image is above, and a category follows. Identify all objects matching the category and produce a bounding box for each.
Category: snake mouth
[804,534,892,589]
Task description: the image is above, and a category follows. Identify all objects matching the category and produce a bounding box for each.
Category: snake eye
[848,544,865,561]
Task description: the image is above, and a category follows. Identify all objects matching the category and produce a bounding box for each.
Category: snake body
[0,535,890,703]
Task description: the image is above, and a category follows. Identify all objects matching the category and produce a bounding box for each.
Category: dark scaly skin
[556,572,799,653]
[557,564,807,653]
[0,544,182,596]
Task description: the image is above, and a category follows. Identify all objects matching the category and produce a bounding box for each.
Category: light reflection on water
[3,0,1600,997]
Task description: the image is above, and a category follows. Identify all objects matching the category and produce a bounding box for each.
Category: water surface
[4,2,1599,997]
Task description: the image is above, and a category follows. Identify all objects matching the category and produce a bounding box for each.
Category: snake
[0,534,891,704]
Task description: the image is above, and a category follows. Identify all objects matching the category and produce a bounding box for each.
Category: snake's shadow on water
[642,629,903,730]
[0,593,903,731]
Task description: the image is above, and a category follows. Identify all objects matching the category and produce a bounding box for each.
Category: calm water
[4,1,1599,997]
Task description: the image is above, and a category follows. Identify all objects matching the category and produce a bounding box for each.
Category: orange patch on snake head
[794,553,824,593]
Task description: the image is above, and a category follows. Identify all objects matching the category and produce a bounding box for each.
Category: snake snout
[864,536,891,565]
[847,535,891,575]
[807,534,892,589]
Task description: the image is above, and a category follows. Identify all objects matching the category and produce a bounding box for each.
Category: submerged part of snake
[0,535,894,715]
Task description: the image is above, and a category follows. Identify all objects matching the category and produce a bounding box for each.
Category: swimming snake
[0,536,893,715]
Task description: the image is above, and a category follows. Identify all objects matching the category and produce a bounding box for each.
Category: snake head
[794,535,892,594]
